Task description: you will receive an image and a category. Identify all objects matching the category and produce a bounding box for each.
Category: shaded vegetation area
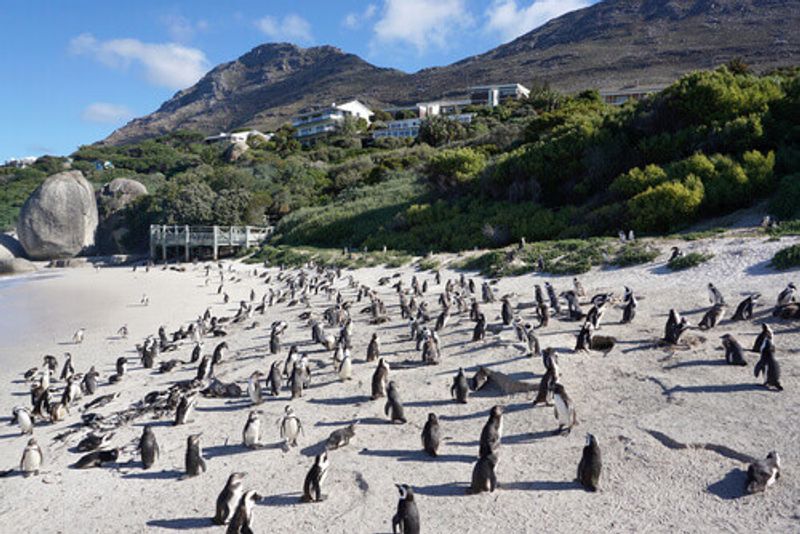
[667,252,714,271]
[771,244,800,270]
[3,65,800,259]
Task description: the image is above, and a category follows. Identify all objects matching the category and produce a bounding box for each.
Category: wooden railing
[149,225,273,261]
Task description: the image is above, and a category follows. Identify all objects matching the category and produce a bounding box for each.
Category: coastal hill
[103,0,800,145]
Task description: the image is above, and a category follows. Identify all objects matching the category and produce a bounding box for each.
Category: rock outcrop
[0,234,26,260]
[96,178,148,254]
[223,141,249,163]
[16,171,99,260]
[0,258,37,275]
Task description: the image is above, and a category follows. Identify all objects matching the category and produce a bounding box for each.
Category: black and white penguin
[214,472,246,525]
[472,313,487,342]
[621,287,637,324]
[533,348,559,406]
[278,405,303,447]
[212,341,229,366]
[138,425,159,470]
[12,406,33,435]
[385,381,407,424]
[185,433,207,477]
[421,413,441,457]
[545,282,561,315]
[174,392,197,426]
[326,423,357,451]
[468,453,498,494]
[60,353,75,381]
[81,366,99,395]
[777,283,796,306]
[553,383,577,435]
[746,451,781,494]
[698,304,725,330]
[501,297,513,326]
[731,294,759,321]
[73,448,119,469]
[708,283,725,306]
[479,405,504,459]
[247,371,264,405]
[577,433,602,491]
[575,322,592,352]
[451,368,469,404]
[752,323,773,353]
[367,333,380,362]
[242,410,262,449]
[720,334,748,366]
[392,484,421,534]
[226,490,260,534]
[196,355,214,381]
[301,452,330,503]
[573,277,586,297]
[371,358,390,400]
[754,339,783,390]
[267,361,282,397]
[20,438,43,476]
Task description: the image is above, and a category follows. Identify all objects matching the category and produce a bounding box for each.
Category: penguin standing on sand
[472,313,486,342]
[746,451,781,494]
[247,371,264,405]
[545,282,561,315]
[302,452,330,503]
[13,407,33,435]
[385,382,407,423]
[451,368,469,404]
[421,413,441,457]
[752,324,773,353]
[185,434,206,477]
[479,406,504,459]
[277,405,303,447]
[392,484,420,534]
[81,367,99,395]
[621,287,637,324]
[777,283,796,306]
[708,283,725,305]
[214,473,246,525]
[721,334,748,366]
[242,411,262,449]
[138,425,159,470]
[525,324,541,358]
[698,304,725,330]
[501,297,513,326]
[732,294,759,321]
[226,490,260,534]
[371,358,390,400]
[577,433,602,491]
[267,361,282,397]
[174,393,197,426]
[468,454,498,494]
[367,333,380,362]
[553,383,577,435]
[754,339,783,391]
[533,349,559,406]
[20,438,43,476]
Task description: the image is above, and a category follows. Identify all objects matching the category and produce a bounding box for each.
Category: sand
[1,235,799,533]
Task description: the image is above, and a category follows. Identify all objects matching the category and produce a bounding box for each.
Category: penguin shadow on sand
[412,481,471,497]
[204,441,283,458]
[259,492,304,507]
[359,447,475,464]
[146,517,215,530]
[439,402,530,422]
[707,468,749,500]
[122,468,184,480]
[308,395,371,406]
[500,480,582,492]
[195,399,251,413]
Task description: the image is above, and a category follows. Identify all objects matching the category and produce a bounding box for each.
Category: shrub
[771,244,800,270]
[610,164,669,198]
[426,148,487,190]
[628,175,705,232]
[667,252,714,271]
[768,174,800,219]
[612,244,661,267]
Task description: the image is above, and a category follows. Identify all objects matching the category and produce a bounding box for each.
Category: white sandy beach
[1,235,799,533]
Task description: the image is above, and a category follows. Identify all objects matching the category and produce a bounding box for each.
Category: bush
[610,164,669,198]
[768,174,800,219]
[628,175,705,232]
[667,252,714,271]
[426,148,487,190]
[612,244,661,267]
[771,244,800,270]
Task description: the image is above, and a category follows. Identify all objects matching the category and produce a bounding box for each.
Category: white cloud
[81,102,134,125]
[161,14,209,42]
[255,14,313,44]
[69,33,209,89]
[485,0,592,42]
[343,4,377,30]
[373,0,473,53]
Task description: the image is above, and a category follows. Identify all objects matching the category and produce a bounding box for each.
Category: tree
[426,148,487,190]
[418,116,467,147]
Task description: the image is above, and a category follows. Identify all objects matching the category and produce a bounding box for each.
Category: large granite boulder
[16,171,99,260]
[96,178,149,254]
[0,234,26,260]
[224,141,249,163]
[0,258,37,275]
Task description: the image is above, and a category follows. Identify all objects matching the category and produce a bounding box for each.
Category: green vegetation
[416,257,441,271]
[612,243,661,266]
[3,65,800,258]
[771,244,800,270]
[248,244,411,269]
[667,252,714,271]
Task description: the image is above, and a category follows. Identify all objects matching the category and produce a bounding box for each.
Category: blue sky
[0,0,598,162]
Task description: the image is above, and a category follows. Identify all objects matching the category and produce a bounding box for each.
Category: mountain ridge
[102,0,800,145]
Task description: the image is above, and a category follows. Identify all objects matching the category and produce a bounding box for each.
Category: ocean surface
[0,272,63,354]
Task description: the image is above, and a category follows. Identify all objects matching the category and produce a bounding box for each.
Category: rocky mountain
[103,0,800,145]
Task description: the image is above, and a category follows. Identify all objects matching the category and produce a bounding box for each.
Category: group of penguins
[10,261,793,533]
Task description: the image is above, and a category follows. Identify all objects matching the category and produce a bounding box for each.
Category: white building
[3,156,37,168]
[372,113,474,140]
[599,86,667,106]
[469,83,530,107]
[204,130,273,144]
[292,100,373,141]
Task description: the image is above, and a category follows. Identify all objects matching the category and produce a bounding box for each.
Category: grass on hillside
[247,244,412,269]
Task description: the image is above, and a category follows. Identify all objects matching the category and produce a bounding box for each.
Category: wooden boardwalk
[149,225,273,261]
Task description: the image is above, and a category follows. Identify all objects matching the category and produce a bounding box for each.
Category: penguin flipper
[754,358,765,378]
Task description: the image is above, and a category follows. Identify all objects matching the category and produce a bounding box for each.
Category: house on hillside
[599,85,667,106]
[204,130,273,144]
[373,98,473,140]
[469,83,530,107]
[292,100,372,142]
